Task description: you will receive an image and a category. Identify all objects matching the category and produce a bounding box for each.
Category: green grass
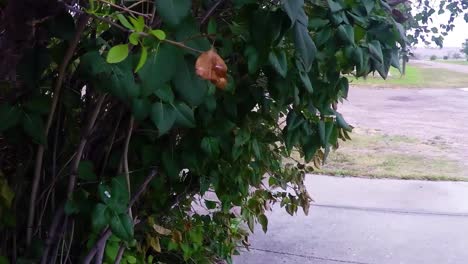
[437,60,468,66]
[313,129,466,181]
[350,64,468,88]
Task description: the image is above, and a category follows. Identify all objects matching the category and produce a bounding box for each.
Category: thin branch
[64,220,74,263]
[65,5,204,54]
[40,205,65,264]
[123,116,134,219]
[95,0,152,18]
[27,14,90,247]
[201,0,225,25]
[99,108,123,178]
[113,244,126,264]
[95,239,106,264]
[67,94,107,196]
[82,230,112,264]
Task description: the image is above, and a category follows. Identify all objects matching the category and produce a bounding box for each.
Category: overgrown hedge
[0,0,454,263]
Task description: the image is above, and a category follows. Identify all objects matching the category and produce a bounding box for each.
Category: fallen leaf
[195,48,228,89]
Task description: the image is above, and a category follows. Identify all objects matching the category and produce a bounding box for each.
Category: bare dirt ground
[338,87,468,177]
[412,59,468,75]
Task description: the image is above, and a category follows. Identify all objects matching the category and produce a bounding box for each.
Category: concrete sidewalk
[234,175,468,264]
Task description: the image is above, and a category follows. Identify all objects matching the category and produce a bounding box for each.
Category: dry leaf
[146,234,161,252]
[153,224,172,236]
[172,230,183,243]
[195,48,228,89]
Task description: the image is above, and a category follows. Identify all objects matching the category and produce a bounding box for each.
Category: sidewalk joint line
[248,247,372,264]
[313,203,468,217]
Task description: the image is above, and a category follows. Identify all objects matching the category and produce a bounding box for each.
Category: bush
[430,55,438,60]
[443,55,449,60]
[0,0,408,263]
[453,53,462,59]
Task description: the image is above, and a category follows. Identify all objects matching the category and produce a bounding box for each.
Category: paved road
[339,87,468,174]
[412,60,468,74]
[234,175,468,264]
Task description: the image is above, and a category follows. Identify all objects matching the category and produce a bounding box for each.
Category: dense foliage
[0,0,458,263]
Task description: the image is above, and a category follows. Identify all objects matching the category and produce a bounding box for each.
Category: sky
[412,1,468,48]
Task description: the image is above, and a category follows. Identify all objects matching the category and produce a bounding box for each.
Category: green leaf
[201,137,220,157]
[281,0,305,24]
[110,213,134,241]
[24,96,51,115]
[235,129,251,146]
[361,0,375,14]
[155,0,191,27]
[92,203,111,232]
[64,199,79,215]
[131,98,151,121]
[174,18,210,54]
[78,160,96,181]
[154,84,174,103]
[138,44,182,96]
[335,112,352,131]
[126,256,137,264]
[150,29,166,40]
[135,46,148,73]
[128,32,140,45]
[368,40,383,63]
[327,0,343,13]
[173,102,195,128]
[22,113,46,145]
[299,71,313,93]
[207,18,217,34]
[116,14,134,30]
[0,103,22,132]
[245,45,259,74]
[129,16,145,32]
[205,200,217,209]
[80,51,109,75]
[251,138,261,159]
[269,50,288,77]
[0,176,14,208]
[110,176,130,205]
[337,24,354,45]
[105,241,120,261]
[151,102,176,135]
[0,256,9,264]
[293,22,316,72]
[258,214,268,233]
[98,183,112,205]
[173,58,208,106]
[107,44,129,64]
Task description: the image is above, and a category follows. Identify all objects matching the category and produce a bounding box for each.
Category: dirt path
[340,88,468,176]
[412,60,468,75]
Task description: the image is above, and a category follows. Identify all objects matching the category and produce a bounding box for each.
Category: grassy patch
[350,64,468,88]
[437,60,468,66]
[314,129,466,181]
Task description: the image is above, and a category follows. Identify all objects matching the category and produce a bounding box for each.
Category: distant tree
[453,53,462,59]
[462,39,468,60]
[430,55,438,60]
[443,55,449,60]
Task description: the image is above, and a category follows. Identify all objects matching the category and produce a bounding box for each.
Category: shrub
[0,0,418,263]
[430,55,438,60]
